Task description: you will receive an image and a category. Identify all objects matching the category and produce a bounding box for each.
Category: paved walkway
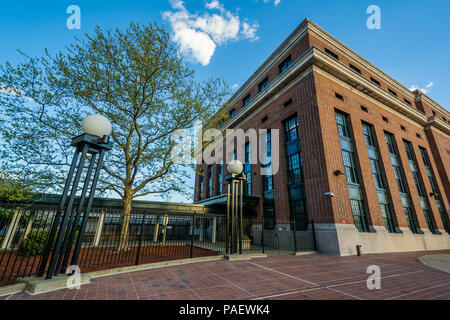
[419,254,450,274]
[1,250,449,300]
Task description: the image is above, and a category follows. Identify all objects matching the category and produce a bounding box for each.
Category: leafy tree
[0,22,229,250]
[0,171,34,232]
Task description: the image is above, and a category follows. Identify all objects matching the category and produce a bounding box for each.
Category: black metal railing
[0,202,316,285]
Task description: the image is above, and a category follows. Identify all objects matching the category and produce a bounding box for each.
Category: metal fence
[0,202,316,284]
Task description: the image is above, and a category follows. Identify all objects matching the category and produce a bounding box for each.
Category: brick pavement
[1,250,449,300]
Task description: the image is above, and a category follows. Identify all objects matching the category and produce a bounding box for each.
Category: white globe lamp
[227,160,244,175]
[81,114,112,138]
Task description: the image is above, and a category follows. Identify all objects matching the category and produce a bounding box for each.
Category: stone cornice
[224,45,450,137]
[228,18,448,120]
[306,21,419,101]
[414,93,450,118]
[224,47,315,129]
[426,116,450,136]
[227,19,309,106]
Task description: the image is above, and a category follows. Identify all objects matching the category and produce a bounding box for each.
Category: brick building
[194,18,450,256]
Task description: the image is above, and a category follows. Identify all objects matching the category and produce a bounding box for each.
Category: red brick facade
[194,19,450,244]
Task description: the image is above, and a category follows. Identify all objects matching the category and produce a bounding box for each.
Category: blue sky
[1,0,449,202]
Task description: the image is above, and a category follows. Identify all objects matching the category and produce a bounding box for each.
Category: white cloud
[0,85,33,102]
[163,0,259,66]
[205,0,223,11]
[242,21,259,41]
[262,0,281,6]
[232,84,239,90]
[409,82,434,94]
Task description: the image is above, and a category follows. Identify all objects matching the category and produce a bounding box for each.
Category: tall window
[384,132,417,233]
[207,165,213,198]
[404,140,436,233]
[244,143,252,195]
[420,147,450,234]
[198,171,204,200]
[217,163,223,195]
[262,131,273,192]
[362,123,396,232]
[262,130,275,230]
[284,115,307,231]
[335,111,370,232]
[285,116,299,142]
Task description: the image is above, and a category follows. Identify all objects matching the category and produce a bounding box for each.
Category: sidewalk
[2,250,449,300]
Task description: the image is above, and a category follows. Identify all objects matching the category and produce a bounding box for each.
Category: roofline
[227,18,448,118]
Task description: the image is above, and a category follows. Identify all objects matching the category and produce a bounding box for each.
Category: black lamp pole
[38,133,112,279]
[225,172,247,254]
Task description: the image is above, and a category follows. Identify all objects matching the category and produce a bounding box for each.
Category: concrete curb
[0,283,26,298]
[86,254,226,279]
[224,253,268,261]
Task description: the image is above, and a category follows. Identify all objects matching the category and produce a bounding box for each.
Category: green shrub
[242,235,250,241]
[18,230,80,257]
[18,230,50,256]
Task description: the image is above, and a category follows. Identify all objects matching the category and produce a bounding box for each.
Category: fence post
[136,213,146,266]
[93,210,106,247]
[311,219,317,252]
[0,210,22,250]
[199,218,204,241]
[153,215,160,242]
[292,217,298,254]
[190,214,196,258]
[212,216,217,244]
[261,214,265,254]
[162,215,169,245]
[23,211,35,240]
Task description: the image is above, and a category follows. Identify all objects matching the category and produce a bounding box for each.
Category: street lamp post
[38,115,113,279]
[225,160,247,255]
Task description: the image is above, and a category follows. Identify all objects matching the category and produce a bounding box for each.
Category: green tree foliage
[0,22,230,250]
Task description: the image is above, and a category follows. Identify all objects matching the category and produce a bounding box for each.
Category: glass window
[420,147,450,234]
[244,143,252,195]
[363,123,395,232]
[404,140,436,233]
[284,116,299,142]
[384,132,417,233]
[259,78,269,92]
[243,95,251,107]
[198,171,204,200]
[207,165,213,198]
[217,163,223,194]
[283,115,307,231]
[279,56,292,74]
[336,111,370,232]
